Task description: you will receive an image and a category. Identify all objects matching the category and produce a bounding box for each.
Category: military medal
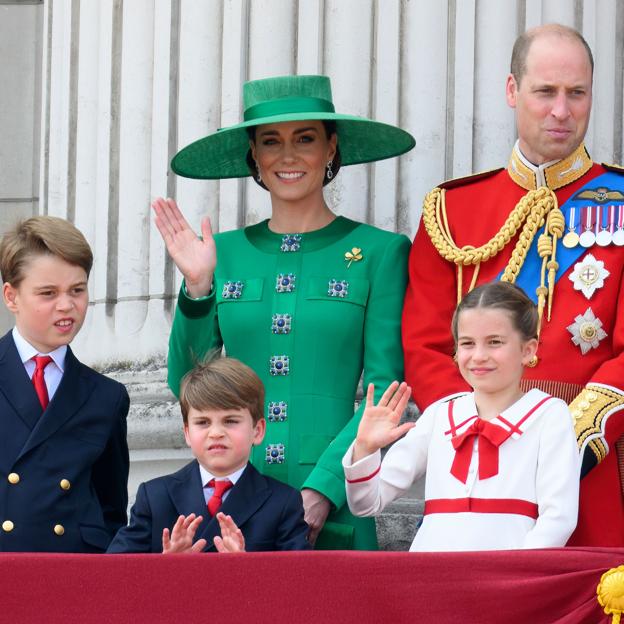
[567,307,607,355]
[568,253,610,299]
[613,205,624,246]
[578,206,596,247]
[562,206,579,248]
[595,205,614,247]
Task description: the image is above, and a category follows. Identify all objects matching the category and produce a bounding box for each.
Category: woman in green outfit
[153,75,414,549]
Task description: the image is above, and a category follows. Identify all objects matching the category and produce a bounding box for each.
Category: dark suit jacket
[107,460,311,553]
[0,331,129,553]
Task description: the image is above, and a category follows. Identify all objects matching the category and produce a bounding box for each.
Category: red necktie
[32,355,53,410]
[207,479,233,516]
[450,418,512,484]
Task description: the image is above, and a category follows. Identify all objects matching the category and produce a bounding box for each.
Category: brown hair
[245,120,342,189]
[179,356,265,425]
[451,281,538,343]
[510,23,594,87]
[0,216,93,287]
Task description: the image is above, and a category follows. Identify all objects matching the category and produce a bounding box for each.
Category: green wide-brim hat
[171,75,416,180]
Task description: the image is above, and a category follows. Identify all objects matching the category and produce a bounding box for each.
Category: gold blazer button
[54,524,65,536]
[60,479,71,490]
[2,520,14,532]
[7,473,20,485]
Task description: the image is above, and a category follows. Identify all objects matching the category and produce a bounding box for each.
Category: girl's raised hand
[152,197,217,298]
[353,382,414,461]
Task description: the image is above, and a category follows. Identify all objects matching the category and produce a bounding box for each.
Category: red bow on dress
[450,418,512,484]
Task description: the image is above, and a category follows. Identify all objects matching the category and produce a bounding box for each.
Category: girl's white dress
[343,389,580,551]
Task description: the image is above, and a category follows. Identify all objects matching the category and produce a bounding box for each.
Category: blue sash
[499,172,624,303]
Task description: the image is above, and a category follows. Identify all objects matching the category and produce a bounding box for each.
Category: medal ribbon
[501,171,624,304]
[567,206,576,232]
[582,206,595,233]
[607,204,616,233]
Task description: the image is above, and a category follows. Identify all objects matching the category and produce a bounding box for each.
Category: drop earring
[326,160,334,180]
[255,163,262,183]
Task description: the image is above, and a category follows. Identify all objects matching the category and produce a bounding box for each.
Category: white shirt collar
[12,326,67,372]
[199,462,247,488]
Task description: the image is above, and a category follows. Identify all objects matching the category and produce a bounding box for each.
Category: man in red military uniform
[403,23,624,546]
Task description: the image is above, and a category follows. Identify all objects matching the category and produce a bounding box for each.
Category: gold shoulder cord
[422,186,562,336]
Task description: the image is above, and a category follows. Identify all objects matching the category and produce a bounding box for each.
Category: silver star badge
[566,307,608,355]
[569,253,610,299]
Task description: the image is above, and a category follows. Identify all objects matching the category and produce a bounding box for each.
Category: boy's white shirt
[343,388,581,551]
[198,463,246,506]
[12,326,66,401]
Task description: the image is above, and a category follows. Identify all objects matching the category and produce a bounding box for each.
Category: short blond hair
[179,357,265,425]
[0,216,93,286]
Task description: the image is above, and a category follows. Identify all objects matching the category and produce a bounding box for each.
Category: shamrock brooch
[344,247,363,268]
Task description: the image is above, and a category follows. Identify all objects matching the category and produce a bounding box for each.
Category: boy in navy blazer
[0,216,129,553]
[108,357,310,553]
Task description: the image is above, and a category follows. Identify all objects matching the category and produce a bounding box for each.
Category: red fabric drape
[2,548,622,623]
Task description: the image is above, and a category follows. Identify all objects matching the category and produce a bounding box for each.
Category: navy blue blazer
[108,460,311,553]
[0,331,129,553]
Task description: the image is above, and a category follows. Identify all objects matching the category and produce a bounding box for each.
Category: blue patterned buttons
[266,443,285,464]
[276,273,296,293]
[328,279,349,298]
[270,355,290,376]
[222,280,244,299]
[281,234,302,252]
[268,401,288,422]
[271,313,292,334]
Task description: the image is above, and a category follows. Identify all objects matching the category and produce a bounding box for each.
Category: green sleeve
[167,282,223,397]
[302,233,411,508]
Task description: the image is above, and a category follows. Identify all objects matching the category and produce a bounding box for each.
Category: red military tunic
[403,142,624,546]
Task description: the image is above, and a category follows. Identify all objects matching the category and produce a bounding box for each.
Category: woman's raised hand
[152,197,217,298]
[352,382,414,462]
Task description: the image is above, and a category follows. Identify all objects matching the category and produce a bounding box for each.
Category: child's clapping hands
[162,512,246,554]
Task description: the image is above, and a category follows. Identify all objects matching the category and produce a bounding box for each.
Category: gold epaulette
[438,168,504,191]
[602,162,624,175]
[571,384,624,463]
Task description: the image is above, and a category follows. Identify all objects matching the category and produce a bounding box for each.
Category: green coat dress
[168,216,410,549]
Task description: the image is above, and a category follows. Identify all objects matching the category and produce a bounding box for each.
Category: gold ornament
[597,565,624,623]
[345,247,363,268]
[422,185,560,338]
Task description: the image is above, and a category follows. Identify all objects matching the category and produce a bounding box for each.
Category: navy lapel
[17,347,94,460]
[0,332,44,473]
[0,331,44,431]
[196,463,271,551]
[167,460,211,522]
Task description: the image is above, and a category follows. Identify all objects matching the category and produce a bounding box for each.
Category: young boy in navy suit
[0,216,129,552]
[108,357,310,553]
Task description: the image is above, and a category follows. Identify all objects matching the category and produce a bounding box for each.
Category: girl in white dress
[343,281,580,551]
